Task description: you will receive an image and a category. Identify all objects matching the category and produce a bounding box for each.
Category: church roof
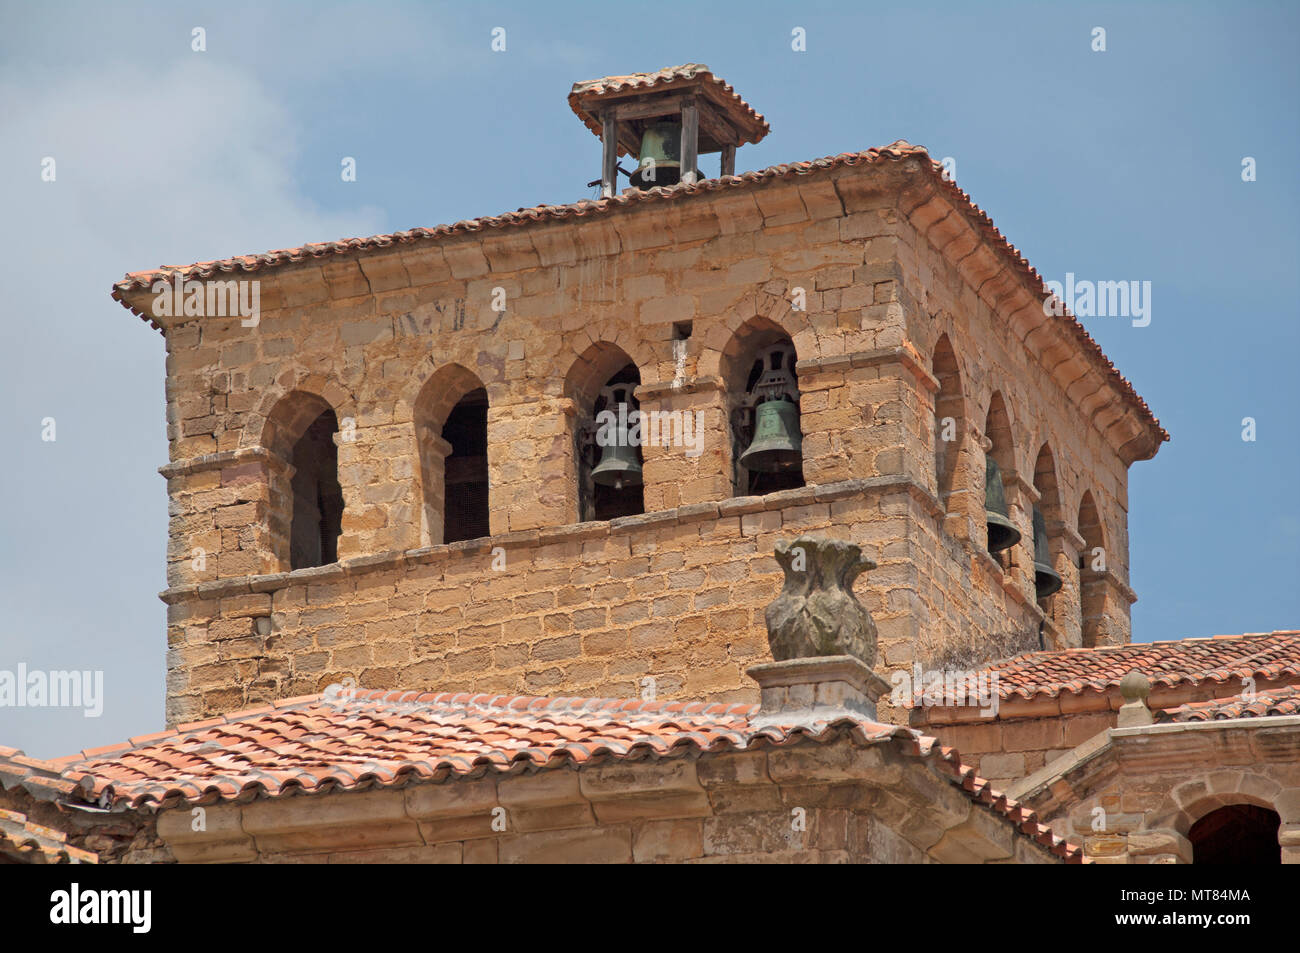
[0,806,97,864]
[1158,683,1300,722]
[0,689,1080,861]
[985,631,1300,702]
[108,141,1166,446]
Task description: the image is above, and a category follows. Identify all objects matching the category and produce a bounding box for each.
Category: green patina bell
[984,457,1021,553]
[629,120,682,188]
[1033,505,1063,599]
[590,427,643,490]
[740,399,803,473]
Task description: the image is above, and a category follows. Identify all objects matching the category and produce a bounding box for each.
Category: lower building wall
[150,743,1064,864]
[916,679,1300,790]
[920,712,1114,789]
[1044,767,1300,864]
[1018,724,1300,864]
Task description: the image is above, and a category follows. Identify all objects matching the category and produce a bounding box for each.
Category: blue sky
[1,0,1296,757]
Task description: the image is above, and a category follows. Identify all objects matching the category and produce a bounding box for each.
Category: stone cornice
[796,346,940,392]
[635,375,725,402]
[1006,729,1115,803]
[1002,469,1040,505]
[920,674,1300,726]
[1080,566,1137,605]
[902,176,1166,465]
[1051,521,1086,552]
[158,445,287,480]
[1014,714,1300,807]
[1110,714,1300,741]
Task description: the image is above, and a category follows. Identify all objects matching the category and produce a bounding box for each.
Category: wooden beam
[610,94,689,122]
[696,100,740,148]
[600,111,619,198]
[680,98,699,185]
[720,144,735,178]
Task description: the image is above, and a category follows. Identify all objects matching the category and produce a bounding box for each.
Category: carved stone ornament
[764,535,877,667]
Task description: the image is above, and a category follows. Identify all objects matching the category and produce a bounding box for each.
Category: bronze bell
[1032,506,1063,599]
[590,420,643,490]
[739,398,803,473]
[629,120,682,188]
[984,457,1021,553]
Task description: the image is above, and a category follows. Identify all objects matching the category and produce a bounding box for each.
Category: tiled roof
[986,631,1300,701]
[0,807,97,864]
[568,63,770,152]
[1158,684,1300,723]
[0,689,1079,861]
[110,144,918,297]
[108,140,1165,444]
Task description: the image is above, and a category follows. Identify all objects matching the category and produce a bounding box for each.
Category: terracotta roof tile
[1157,684,1300,722]
[985,631,1300,701]
[0,807,98,864]
[1,688,1079,862]
[109,141,1165,444]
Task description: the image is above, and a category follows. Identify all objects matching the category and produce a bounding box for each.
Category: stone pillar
[634,378,730,511]
[338,420,420,557]
[262,449,294,572]
[416,426,453,547]
[790,356,858,485]
[1001,464,1039,609]
[1079,566,1136,647]
[487,396,578,532]
[1052,521,1086,648]
[942,422,984,544]
[161,447,288,585]
[1278,792,1300,865]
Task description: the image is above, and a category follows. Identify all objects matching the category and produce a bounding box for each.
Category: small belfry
[568,64,770,196]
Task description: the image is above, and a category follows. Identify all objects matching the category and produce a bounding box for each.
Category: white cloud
[0,45,389,758]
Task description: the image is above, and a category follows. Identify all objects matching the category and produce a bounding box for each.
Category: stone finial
[764,535,877,665]
[1117,669,1154,727]
[748,536,889,726]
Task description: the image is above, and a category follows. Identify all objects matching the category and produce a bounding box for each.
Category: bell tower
[568,64,770,196]
[113,63,1165,727]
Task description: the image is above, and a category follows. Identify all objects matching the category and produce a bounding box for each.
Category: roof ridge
[982,631,1300,702]
[992,629,1295,664]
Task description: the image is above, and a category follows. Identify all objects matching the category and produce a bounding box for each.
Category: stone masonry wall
[1017,723,1300,864]
[166,476,1038,727]
[152,739,1066,864]
[916,676,1300,790]
[892,177,1141,652]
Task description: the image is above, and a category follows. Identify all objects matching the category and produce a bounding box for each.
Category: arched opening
[1077,491,1106,647]
[565,343,644,523]
[932,334,964,511]
[441,388,490,543]
[721,317,804,497]
[983,391,1017,558]
[1190,805,1281,864]
[414,364,490,547]
[289,408,343,570]
[1032,443,1064,604]
[262,390,346,572]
